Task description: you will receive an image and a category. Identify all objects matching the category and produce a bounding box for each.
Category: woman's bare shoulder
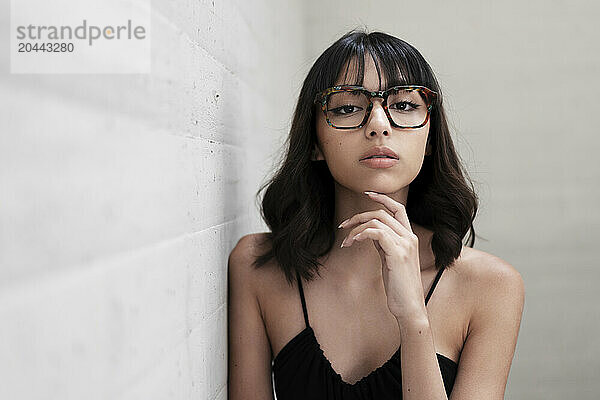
[229,232,285,293]
[454,246,525,324]
[230,232,271,263]
[455,246,524,286]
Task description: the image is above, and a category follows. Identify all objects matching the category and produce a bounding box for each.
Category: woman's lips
[359,157,399,168]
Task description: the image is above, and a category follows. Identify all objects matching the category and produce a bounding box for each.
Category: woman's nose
[364,99,391,137]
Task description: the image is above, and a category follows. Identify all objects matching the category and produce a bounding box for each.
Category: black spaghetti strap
[425,267,445,305]
[296,272,310,328]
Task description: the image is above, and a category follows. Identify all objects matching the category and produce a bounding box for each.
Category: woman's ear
[312,142,324,161]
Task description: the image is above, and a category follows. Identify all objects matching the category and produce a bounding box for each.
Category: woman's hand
[339,191,427,324]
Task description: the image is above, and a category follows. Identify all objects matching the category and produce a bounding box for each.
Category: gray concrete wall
[304,0,600,398]
[0,0,305,398]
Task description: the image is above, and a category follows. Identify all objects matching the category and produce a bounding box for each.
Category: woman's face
[313,55,432,194]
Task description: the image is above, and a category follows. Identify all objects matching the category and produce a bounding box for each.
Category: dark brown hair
[253,28,479,285]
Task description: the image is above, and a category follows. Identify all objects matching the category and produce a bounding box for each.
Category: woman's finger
[339,209,411,239]
[342,218,402,249]
[350,225,400,258]
[364,191,413,234]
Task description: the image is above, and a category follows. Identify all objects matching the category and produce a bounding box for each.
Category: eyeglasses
[313,85,438,130]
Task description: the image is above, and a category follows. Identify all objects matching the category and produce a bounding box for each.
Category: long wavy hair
[253,28,479,286]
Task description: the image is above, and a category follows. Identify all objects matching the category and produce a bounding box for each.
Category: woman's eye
[390,101,420,111]
[332,105,361,114]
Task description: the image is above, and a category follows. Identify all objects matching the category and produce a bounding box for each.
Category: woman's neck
[329,185,436,282]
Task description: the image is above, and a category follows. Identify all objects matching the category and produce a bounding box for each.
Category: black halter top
[272,267,457,399]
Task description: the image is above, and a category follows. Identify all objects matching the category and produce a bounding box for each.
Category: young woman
[228,29,525,400]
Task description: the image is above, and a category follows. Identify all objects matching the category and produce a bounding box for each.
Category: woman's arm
[342,193,526,398]
[448,257,525,399]
[227,235,275,400]
[398,256,525,400]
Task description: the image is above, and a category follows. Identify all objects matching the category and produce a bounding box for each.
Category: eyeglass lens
[325,88,429,128]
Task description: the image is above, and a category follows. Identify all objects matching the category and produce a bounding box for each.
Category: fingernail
[364,191,376,195]
[340,236,347,247]
[338,218,349,228]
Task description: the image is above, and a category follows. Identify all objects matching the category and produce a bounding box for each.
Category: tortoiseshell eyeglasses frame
[313,85,438,130]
